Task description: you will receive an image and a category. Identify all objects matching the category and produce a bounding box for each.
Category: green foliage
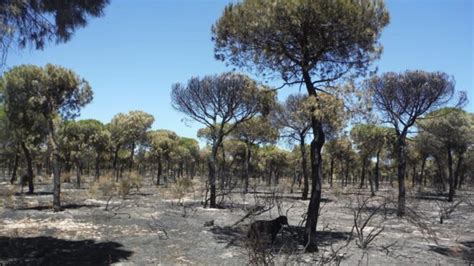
[2,64,93,123]
[418,108,473,153]
[109,110,155,149]
[257,146,290,174]
[213,0,389,84]
[1,0,109,64]
[350,124,388,158]
[325,136,355,162]
[148,129,179,159]
[233,116,278,145]
[58,119,110,163]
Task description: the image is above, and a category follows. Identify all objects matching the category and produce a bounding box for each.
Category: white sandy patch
[85,198,122,205]
[220,251,239,258]
[0,217,102,240]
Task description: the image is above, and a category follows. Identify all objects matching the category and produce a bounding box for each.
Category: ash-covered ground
[1,176,473,265]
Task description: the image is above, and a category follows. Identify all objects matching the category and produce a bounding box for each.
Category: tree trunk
[243,141,251,194]
[10,147,19,184]
[47,118,61,212]
[329,158,334,188]
[300,135,309,200]
[302,68,328,251]
[447,147,454,202]
[454,152,464,189]
[396,136,407,216]
[359,158,366,189]
[64,152,72,172]
[129,142,135,174]
[113,146,120,181]
[156,156,162,185]
[21,142,34,194]
[208,132,225,209]
[76,160,82,188]
[344,161,349,187]
[374,150,380,191]
[220,142,226,190]
[458,168,466,189]
[419,156,427,187]
[368,169,375,197]
[412,163,417,187]
[95,152,100,180]
[434,156,446,190]
[209,146,218,208]
[304,120,324,252]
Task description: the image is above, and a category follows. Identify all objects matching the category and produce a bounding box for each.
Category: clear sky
[5,0,473,140]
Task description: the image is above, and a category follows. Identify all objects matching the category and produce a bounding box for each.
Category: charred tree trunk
[374,150,380,191]
[208,133,224,208]
[304,119,325,252]
[156,156,162,185]
[458,167,466,189]
[419,156,427,187]
[396,135,407,216]
[300,135,309,200]
[329,158,334,188]
[76,160,82,188]
[435,156,447,190]
[209,146,218,208]
[447,147,454,202]
[220,142,226,190]
[454,152,464,190]
[21,142,34,194]
[113,146,120,181]
[64,152,72,173]
[412,163,417,187]
[302,70,326,252]
[344,161,349,187]
[46,118,61,212]
[243,140,251,194]
[129,142,135,174]
[359,157,367,189]
[10,147,19,184]
[95,153,101,180]
[368,168,375,197]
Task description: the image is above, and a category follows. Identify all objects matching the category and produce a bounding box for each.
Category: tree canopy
[0,0,109,65]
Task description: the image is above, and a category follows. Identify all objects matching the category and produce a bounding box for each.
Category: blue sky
[5,0,473,140]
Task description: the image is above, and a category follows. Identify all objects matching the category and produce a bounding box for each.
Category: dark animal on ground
[247,216,288,243]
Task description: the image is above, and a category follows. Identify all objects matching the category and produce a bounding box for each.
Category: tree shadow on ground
[0,236,133,265]
[359,206,398,216]
[209,225,351,254]
[257,194,332,203]
[413,191,448,201]
[429,241,474,263]
[15,191,53,196]
[16,203,100,211]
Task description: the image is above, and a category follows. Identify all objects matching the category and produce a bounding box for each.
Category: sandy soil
[0,177,473,265]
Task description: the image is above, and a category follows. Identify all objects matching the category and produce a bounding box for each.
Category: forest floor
[0,176,473,265]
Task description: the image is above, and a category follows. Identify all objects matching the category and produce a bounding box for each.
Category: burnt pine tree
[369,70,465,215]
[171,72,273,208]
[272,94,312,200]
[212,0,389,251]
